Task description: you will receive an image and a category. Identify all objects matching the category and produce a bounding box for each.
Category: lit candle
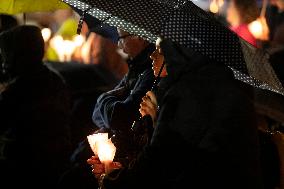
[87,133,109,155]
[96,139,116,174]
[41,28,52,42]
[73,34,85,47]
[49,35,64,61]
[248,17,269,41]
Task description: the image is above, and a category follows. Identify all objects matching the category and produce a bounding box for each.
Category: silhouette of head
[0,25,44,78]
[0,14,18,33]
[117,28,149,59]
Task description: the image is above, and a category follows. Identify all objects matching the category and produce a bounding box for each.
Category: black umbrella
[71,5,119,43]
[62,0,284,95]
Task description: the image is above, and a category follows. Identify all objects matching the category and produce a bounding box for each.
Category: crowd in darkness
[0,0,284,188]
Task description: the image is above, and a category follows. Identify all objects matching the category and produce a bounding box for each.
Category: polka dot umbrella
[62,0,284,95]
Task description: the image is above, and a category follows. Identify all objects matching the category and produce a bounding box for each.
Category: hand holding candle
[87,133,116,174]
[87,154,122,189]
[96,139,116,174]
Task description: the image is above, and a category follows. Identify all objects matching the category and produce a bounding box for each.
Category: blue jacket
[92,44,155,133]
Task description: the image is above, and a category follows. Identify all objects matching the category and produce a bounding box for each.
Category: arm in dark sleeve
[92,75,129,128]
[101,93,183,189]
[92,69,155,131]
[101,79,261,189]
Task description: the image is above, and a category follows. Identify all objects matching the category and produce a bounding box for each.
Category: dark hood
[0,25,44,78]
[160,39,215,84]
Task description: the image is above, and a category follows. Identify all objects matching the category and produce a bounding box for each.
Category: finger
[92,164,105,174]
[143,107,157,122]
[87,158,101,165]
[140,101,146,107]
[139,108,148,117]
[143,100,156,110]
[141,97,157,111]
[142,96,150,102]
[146,91,157,105]
[140,105,152,114]
[145,91,152,97]
[87,159,95,165]
[142,105,156,115]
[90,155,100,161]
[140,102,151,112]
[140,103,157,117]
[140,101,156,112]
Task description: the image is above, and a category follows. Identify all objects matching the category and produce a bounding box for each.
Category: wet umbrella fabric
[62,0,284,95]
[71,5,119,43]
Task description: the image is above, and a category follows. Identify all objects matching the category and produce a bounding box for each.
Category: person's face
[117,29,147,58]
[150,44,167,77]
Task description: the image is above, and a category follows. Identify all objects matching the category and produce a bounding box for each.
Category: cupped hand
[139,91,158,126]
[87,155,122,179]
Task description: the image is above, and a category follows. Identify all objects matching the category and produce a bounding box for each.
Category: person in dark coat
[91,29,155,163]
[57,29,155,188]
[88,39,263,189]
[138,37,167,135]
[70,29,155,163]
[92,29,155,131]
[0,14,18,82]
[0,25,72,188]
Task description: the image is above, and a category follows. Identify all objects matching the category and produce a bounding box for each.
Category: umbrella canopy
[0,0,69,14]
[70,5,118,42]
[62,0,284,95]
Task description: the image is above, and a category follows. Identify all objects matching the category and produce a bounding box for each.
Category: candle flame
[248,16,269,40]
[73,34,85,47]
[87,133,116,174]
[87,133,108,155]
[248,20,263,38]
[96,139,116,163]
[41,28,52,42]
